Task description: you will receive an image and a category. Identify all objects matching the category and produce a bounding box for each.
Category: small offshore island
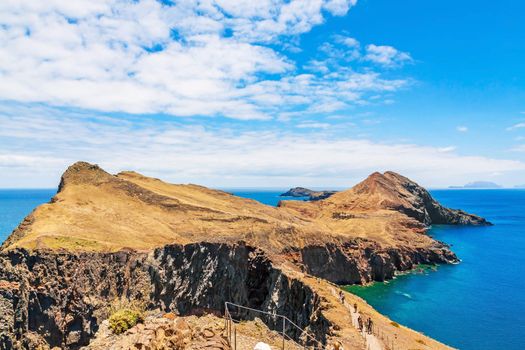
[0,162,490,350]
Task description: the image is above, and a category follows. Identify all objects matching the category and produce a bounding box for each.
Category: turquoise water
[234,189,525,349]
[1,188,524,349]
[345,190,525,350]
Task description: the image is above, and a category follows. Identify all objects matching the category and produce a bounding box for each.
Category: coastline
[0,167,493,349]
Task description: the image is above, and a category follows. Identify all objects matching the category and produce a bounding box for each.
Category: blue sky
[0,0,524,188]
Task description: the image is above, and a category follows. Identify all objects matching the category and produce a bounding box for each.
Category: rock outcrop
[83,313,230,350]
[280,187,337,201]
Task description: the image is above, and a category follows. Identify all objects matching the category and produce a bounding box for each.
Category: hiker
[341,292,345,304]
[357,316,363,331]
[367,318,374,334]
[353,303,358,313]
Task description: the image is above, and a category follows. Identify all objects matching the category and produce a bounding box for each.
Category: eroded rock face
[0,242,329,350]
[298,240,458,285]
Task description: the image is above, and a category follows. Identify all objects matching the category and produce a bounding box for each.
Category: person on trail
[367,318,374,334]
[341,292,345,304]
[353,303,358,313]
[357,316,363,331]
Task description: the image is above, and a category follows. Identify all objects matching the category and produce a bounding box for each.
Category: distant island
[449,181,502,189]
[280,187,338,200]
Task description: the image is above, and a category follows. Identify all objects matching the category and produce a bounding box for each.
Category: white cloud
[335,35,360,48]
[511,145,525,153]
[296,122,331,129]
[0,0,409,121]
[456,126,468,132]
[1,104,524,188]
[507,122,525,131]
[437,146,457,153]
[364,44,413,67]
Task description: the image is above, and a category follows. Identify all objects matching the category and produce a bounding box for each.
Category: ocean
[1,188,524,349]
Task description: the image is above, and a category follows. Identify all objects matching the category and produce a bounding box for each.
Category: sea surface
[1,188,524,349]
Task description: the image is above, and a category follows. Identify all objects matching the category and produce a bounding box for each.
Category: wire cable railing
[224,301,327,350]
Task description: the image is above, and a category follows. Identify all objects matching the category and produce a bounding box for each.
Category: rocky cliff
[0,242,330,350]
[298,240,457,284]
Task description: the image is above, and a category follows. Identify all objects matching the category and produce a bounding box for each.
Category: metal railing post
[282,316,286,350]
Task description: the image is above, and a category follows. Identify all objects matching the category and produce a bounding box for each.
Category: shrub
[109,308,144,335]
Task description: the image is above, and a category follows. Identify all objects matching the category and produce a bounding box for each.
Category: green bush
[108,308,144,335]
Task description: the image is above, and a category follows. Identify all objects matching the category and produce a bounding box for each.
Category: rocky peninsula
[0,162,490,349]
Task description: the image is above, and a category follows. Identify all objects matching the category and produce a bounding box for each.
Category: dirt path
[332,288,384,350]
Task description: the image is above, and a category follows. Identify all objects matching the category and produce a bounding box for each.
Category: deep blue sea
[1,188,524,349]
[0,189,56,243]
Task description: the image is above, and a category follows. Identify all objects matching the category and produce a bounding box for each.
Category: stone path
[331,288,384,350]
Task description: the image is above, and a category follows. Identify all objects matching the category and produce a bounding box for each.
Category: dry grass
[3,162,436,253]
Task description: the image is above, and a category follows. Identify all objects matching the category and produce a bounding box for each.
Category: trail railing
[224,302,327,350]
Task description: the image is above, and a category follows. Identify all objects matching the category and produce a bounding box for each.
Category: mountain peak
[327,170,490,226]
[57,161,113,193]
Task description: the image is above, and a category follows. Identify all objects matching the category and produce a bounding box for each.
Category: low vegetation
[108,299,145,335]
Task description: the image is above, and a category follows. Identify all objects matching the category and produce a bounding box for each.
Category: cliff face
[298,240,457,285]
[0,242,329,350]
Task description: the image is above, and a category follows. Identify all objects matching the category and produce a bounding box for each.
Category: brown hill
[2,162,488,283]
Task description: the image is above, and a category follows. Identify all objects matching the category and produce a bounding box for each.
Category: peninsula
[0,162,490,350]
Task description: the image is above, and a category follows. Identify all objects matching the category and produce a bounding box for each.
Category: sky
[1,0,525,189]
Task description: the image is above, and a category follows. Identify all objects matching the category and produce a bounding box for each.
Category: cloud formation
[1,104,523,188]
[507,122,525,131]
[364,44,413,67]
[0,0,412,120]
